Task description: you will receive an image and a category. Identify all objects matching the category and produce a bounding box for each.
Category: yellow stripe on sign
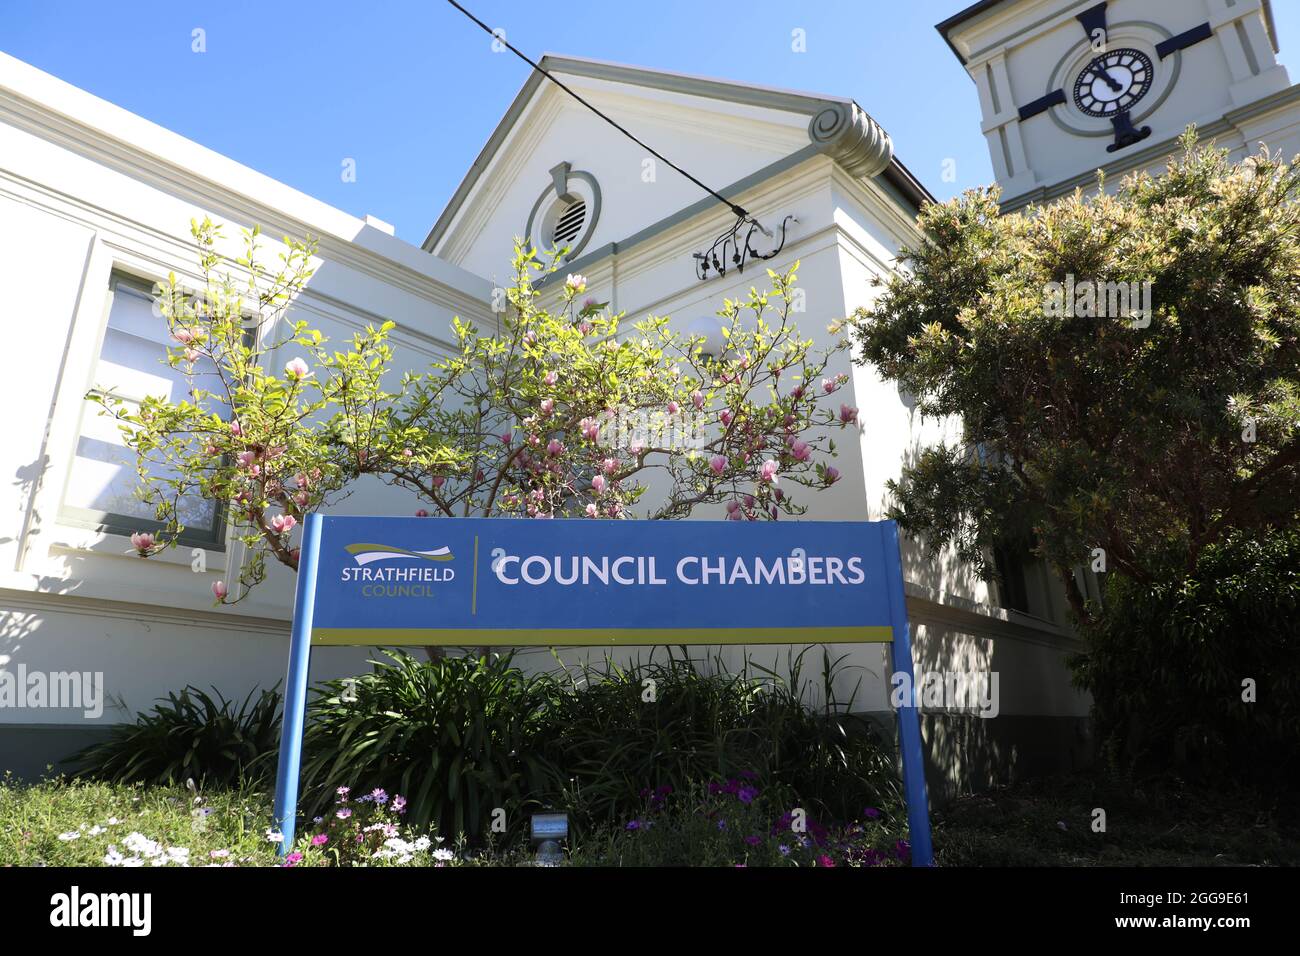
[311,626,895,647]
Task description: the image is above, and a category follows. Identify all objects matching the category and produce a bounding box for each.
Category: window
[60,272,226,547]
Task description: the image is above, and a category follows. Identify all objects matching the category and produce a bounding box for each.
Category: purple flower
[370,788,388,805]
[895,839,911,863]
[744,835,761,847]
[392,795,407,814]
[626,820,647,831]
[336,808,352,820]
[778,844,791,856]
[737,786,758,804]
[311,834,329,846]
[863,807,881,819]
[281,852,303,867]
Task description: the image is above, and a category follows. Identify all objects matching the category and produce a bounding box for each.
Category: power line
[444,0,750,221]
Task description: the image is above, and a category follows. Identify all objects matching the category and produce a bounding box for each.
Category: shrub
[543,647,901,828]
[70,686,281,787]
[1071,528,1300,786]
[298,651,561,842]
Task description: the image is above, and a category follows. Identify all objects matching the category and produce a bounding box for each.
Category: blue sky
[5,1,1298,244]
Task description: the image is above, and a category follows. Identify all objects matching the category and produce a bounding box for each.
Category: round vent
[552,199,587,246]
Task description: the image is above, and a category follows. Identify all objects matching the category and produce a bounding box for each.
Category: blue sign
[273,513,933,865]
[309,515,899,646]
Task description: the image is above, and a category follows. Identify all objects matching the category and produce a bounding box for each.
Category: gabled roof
[937,0,1279,65]
[422,53,933,253]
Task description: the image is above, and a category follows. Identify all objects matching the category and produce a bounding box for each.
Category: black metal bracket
[1106,110,1152,152]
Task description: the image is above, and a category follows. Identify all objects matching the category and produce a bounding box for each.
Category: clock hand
[1090,62,1124,93]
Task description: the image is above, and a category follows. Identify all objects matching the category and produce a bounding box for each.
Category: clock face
[1073,48,1154,117]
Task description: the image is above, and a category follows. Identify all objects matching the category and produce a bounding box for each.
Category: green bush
[1071,528,1300,786]
[543,647,900,828]
[70,686,281,787]
[298,651,561,842]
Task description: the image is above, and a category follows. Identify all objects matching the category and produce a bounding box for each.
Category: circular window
[526,164,601,264]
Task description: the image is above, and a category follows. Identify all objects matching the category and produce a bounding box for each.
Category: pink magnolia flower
[500,431,513,444]
[565,273,588,294]
[415,509,430,517]
[212,580,228,600]
[578,320,592,335]
[720,409,733,427]
[760,460,780,485]
[402,448,414,459]
[840,404,859,424]
[667,401,680,415]
[236,450,257,469]
[284,357,310,380]
[691,390,705,410]
[821,378,836,395]
[230,421,242,437]
[543,370,558,386]
[726,500,741,515]
[546,438,564,457]
[432,475,446,488]
[540,398,555,416]
[791,440,811,462]
[130,531,156,555]
[183,348,200,364]
[523,331,537,346]
[270,514,297,534]
[585,503,598,518]
[294,492,309,507]
[172,327,198,345]
[580,417,599,442]
[204,444,220,457]
[709,454,727,476]
[825,466,841,484]
[602,457,619,475]
[591,474,607,494]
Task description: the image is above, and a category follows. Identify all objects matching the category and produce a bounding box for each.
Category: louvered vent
[552,199,587,246]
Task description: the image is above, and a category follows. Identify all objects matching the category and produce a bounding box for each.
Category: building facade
[1,0,1292,796]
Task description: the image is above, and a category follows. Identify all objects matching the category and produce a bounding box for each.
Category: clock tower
[938,0,1300,209]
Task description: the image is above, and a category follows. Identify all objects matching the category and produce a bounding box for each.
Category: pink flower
[726,500,741,514]
[580,417,599,442]
[236,450,257,469]
[415,509,429,517]
[691,390,705,410]
[840,404,858,424]
[270,514,297,534]
[821,378,836,395]
[230,421,242,437]
[591,474,607,494]
[432,475,446,488]
[547,438,564,457]
[204,444,220,457]
[709,454,727,476]
[667,401,680,415]
[791,440,811,462]
[130,531,156,555]
[540,398,555,416]
[284,357,310,380]
[578,321,592,335]
[602,457,620,475]
[294,491,309,507]
[183,348,200,363]
[760,460,780,485]
[565,273,588,294]
[402,448,414,458]
[501,431,512,444]
[311,834,329,846]
[825,466,841,484]
[172,327,198,345]
[720,410,733,426]
[585,503,598,518]
[212,580,228,600]
[543,370,558,386]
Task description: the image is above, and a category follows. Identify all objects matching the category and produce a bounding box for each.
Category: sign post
[272,514,933,865]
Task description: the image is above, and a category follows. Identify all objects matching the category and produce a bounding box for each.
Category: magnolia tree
[380,244,859,522]
[100,229,859,607]
[93,217,422,603]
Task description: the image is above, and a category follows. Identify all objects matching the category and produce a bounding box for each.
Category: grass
[5,770,1296,867]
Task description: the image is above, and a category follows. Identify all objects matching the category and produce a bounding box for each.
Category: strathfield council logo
[339,542,456,596]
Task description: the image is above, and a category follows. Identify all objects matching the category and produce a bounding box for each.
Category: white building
[0,0,1290,797]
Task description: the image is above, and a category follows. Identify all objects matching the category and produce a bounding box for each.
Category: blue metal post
[272,511,323,857]
[880,521,934,867]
